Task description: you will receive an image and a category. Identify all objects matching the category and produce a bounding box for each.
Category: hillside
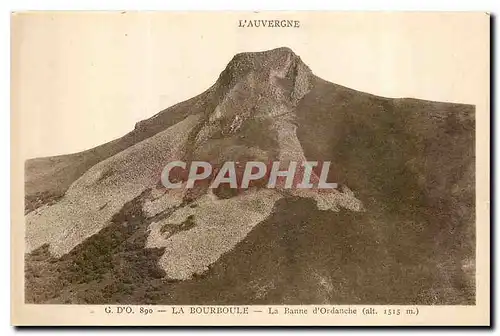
[25,47,475,305]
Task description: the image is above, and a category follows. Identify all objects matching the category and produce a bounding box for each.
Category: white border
[2,0,500,11]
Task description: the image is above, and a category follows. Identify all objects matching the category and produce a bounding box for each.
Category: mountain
[25,47,475,305]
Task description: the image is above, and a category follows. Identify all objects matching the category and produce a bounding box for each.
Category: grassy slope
[295,77,475,303]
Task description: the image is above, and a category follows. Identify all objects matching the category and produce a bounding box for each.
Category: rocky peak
[215,47,312,107]
[192,48,313,154]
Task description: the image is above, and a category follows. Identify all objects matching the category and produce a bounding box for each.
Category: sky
[12,12,489,158]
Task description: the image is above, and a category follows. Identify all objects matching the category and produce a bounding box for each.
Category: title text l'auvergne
[238,20,301,28]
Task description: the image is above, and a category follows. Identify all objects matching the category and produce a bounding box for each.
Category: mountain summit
[25,47,475,305]
[217,47,312,104]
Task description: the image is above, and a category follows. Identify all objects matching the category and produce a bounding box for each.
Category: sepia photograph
[10,11,490,326]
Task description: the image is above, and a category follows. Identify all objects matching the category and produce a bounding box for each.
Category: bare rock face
[25,114,202,257]
[194,47,312,159]
[147,48,363,280]
[24,47,475,305]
